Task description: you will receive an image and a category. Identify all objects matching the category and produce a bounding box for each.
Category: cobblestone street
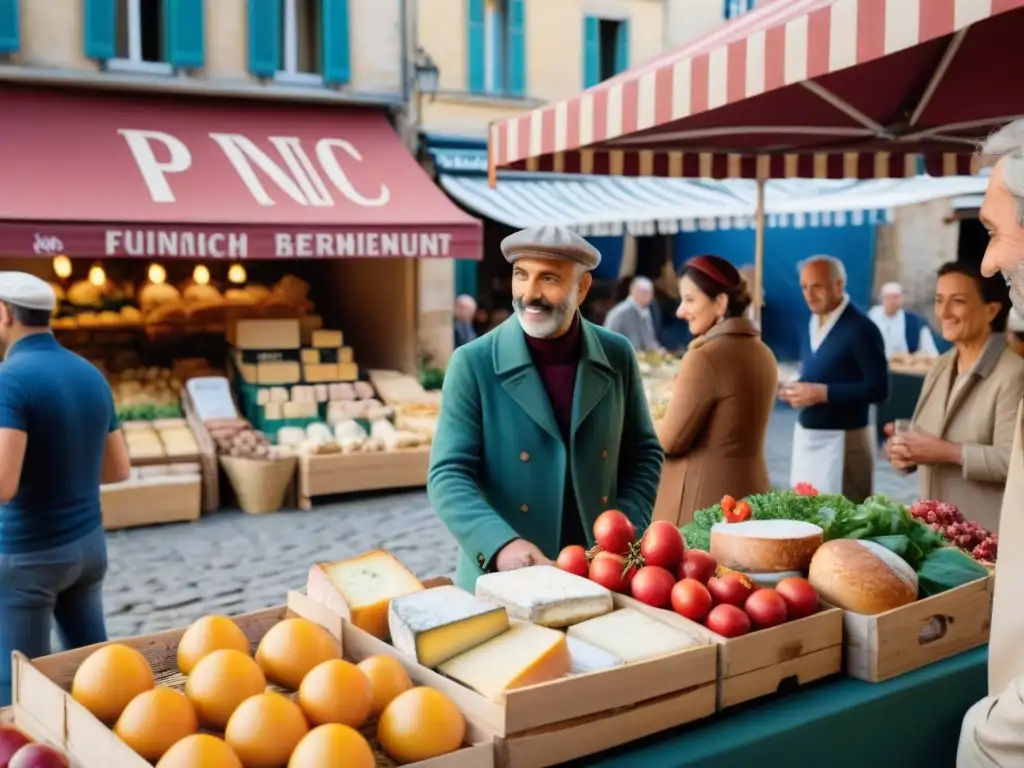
[101,406,917,639]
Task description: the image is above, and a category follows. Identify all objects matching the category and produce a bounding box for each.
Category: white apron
[790,295,850,494]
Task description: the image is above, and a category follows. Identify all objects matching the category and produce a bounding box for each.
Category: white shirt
[867,305,939,358]
[808,294,851,353]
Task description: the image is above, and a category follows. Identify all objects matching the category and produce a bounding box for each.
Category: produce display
[306,550,704,707]
[681,488,990,611]
[63,610,468,767]
[909,499,998,563]
[206,418,293,461]
[0,725,70,767]
[110,367,184,422]
[555,513,822,638]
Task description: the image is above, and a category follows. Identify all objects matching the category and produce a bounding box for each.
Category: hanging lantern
[147,263,167,285]
[52,255,72,279]
[88,264,106,287]
[193,264,211,286]
[227,264,247,284]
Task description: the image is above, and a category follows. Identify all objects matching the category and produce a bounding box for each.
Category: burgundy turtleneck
[524,313,586,549]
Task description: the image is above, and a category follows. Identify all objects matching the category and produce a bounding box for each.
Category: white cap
[1009,309,1024,332]
[0,272,57,312]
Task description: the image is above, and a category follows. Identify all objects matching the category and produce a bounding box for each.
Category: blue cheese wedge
[388,586,510,668]
[474,565,613,627]
[567,608,699,663]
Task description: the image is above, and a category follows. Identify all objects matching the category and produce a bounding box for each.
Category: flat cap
[500,225,601,271]
[0,272,56,312]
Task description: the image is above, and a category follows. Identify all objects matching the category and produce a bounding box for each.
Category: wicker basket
[219,455,297,515]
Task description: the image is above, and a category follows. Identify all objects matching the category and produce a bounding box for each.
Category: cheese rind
[307,551,425,640]
[567,609,699,663]
[437,622,571,703]
[389,586,510,668]
[474,565,613,627]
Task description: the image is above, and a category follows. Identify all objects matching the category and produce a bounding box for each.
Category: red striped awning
[489,0,1024,180]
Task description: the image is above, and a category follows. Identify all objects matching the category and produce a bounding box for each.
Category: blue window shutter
[455,260,478,299]
[83,0,116,60]
[0,0,19,53]
[582,17,599,87]
[248,0,281,77]
[322,0,351,84]
[506,0,525,96]
[466,0,485,94]
[163,0,205,69]
[615,20,629,74]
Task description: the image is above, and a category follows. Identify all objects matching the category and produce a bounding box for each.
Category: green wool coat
[427,316,664,592]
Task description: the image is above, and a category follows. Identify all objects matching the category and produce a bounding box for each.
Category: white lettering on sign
[274,232,452,258]
[33,234,65,255]
[105,230,249,258]
[119,128,390,208]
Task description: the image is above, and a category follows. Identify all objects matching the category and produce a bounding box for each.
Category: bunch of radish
[555,511,820,638]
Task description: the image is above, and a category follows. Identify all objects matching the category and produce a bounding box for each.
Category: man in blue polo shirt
[0,272,131,706]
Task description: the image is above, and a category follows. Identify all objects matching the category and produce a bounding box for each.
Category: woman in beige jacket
[653,256,778,526]
[888,261,1024,532]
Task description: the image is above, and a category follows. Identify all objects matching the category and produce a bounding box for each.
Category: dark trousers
[0,525,109,705]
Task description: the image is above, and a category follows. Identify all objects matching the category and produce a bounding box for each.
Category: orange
[288,724,375,768]
[71,643,155,723]
[254,618,340,690]
[225,692,309,768]
[185,649,267,730]
[297,659,373,728]
[114,687,199,762]
[155,734,243,768]
[377,687,466,764]
[177,615,250,675]
[356,654,413,716]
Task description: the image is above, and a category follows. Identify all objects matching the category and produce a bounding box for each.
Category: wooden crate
[11,604,493,768]
[289,590,718,768]
[297,447,430,510]
[100,475,202,530]
[181,388,220,513]
[616,594,843,709]
[844,574,994,682]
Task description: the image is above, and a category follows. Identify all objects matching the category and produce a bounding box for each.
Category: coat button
[476,552,486,567]
[520,451,530,462]
[600,449,608,459]
[520,504,529,513]
[601,496,608,504]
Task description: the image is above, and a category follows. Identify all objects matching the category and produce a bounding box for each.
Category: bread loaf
[710,520,824,573]
[808,539,918,614]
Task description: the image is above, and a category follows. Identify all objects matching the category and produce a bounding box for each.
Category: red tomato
[706,572,755,607]
[670,579,713,622]
[744,588,788,629]
[592,510,636,555]
[555,545,589,578]
[629,566,675,608]
[706,604,751,638]
[640,521,685,571]
[588,553,632,593]
[678,550,718,585]
[723,500,752,523]
[720,495,736,515]
[774,577,819,620]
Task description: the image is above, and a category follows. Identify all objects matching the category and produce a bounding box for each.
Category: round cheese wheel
[808,539,918,615]
[710,520,824,573]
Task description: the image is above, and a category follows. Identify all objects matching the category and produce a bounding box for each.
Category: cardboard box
[12,604,494,768]
[228,319,301,350]
[843,574,993,682]
[291,587,717,768]
[616,594,843,709]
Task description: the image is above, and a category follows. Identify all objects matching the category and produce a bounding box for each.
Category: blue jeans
[0,525,109,706]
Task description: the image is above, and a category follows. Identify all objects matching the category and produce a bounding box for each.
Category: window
[111,0,171,73]
[583,16,629,88]
[279,0,323,81]
[483,0,508,93]
[724,0,756,20]
[467,0,525,97]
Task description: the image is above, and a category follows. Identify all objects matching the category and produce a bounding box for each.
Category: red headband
[687,256,739,291]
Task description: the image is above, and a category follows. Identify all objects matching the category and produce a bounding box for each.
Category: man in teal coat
[428,225,664,591]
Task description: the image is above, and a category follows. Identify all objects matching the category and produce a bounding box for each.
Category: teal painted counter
[566,647,986,768]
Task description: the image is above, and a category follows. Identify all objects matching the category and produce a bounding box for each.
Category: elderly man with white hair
[779,255,888,502]
[957,120,1024,768]
[603,276,663,353]
[868,281,939,359]
[453,294,478,349]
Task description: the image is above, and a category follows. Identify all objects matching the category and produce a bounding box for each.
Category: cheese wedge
[567,636,624,675]
[389,586,510,668]
[307,551,425,640]
[474,565,613,627]
[437,622,571,703]
[567,609,699,663]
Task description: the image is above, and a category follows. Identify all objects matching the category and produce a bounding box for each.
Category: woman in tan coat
[653,256,778,526]
[887,261,1024,532]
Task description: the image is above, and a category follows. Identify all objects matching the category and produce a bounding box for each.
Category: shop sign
[118,129,391,209]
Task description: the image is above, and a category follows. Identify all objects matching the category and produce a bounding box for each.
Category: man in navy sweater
[779,256,888,502]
